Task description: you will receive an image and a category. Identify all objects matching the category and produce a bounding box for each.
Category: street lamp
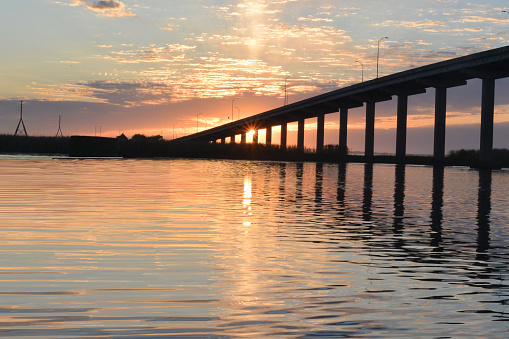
[355,60,364,82]
[284,77,290,105]
[377,36,388,79]
[231,98,239,122]
[196,113,202,133]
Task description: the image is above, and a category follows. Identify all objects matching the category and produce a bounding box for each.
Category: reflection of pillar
[296,163,304,201]
[253,130,258,144]
[241,133,247,144]
[476,169,492,260]
[365,101,375,157]
[480,78,495,165]
[278,163,286,203]
[337,163,346,205]
[430,166,444,252]
[316,113,325,155]
[339,107,348,156]
[433,87,447,161]
[396,94,408,159]
[314,163,323,210]
[266,126,272,146]
[362,163,373,221]
[297,118,305,153]
[280,122,287,151]
[393,164,406,233]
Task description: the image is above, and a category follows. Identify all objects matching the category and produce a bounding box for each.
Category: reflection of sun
[243,175,252,207]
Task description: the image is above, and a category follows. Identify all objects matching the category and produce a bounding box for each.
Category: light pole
[235,106,240,120]
[284,77,289,105]
[355,60,364,82]
[377,36,388,79]
[231,98,239,122]
[196,113,202,133]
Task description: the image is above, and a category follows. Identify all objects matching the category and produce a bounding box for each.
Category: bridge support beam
[230,134,236,144]
[266,126,272,146]
[433,86,447,161]
[365,101,376,158]
[281,122,287,151]
[253,130,258,144]
[241,133,246,144]
[480,77,495,165]
[316,113,325,154]
[221,138,225,144]
[297,118,305,153]
[396,94,409,159]
[339,107,348,156]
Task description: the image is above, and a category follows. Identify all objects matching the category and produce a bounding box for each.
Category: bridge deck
[175,45,509,148]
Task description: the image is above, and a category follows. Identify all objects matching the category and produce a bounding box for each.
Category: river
[0,155,508,338]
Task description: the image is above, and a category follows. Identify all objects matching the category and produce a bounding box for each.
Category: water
[0,156,508,338]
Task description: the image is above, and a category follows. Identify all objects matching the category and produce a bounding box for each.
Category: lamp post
[284,77,289,105]
[196,113,202,133]
[231,98,239,122]
[355,60,364,82]
[377,36,388,78]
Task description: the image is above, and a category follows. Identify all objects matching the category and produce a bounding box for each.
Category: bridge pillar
[365,101,376,158]
[480,77,495,165]
[339,107,348,156]
[230,134,236,144]
[253,130,258,144]
[281,122,287,151]
[297,118,305,153]
[316,113,325,154]
[266,126,272,146]
[396,94,409,158]
[241,133,247,144]
[433,86,447,161]
[221,138,225,144]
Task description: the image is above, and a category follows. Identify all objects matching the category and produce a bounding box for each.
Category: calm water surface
[0,156,508,338]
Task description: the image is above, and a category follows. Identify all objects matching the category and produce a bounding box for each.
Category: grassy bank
[1,134,508,167]
[119,136,348,162]
[0,134,70,155]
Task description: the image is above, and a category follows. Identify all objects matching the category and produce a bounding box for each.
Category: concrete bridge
[175,45,509,165]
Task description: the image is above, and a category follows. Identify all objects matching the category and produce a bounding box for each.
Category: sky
[1,0,509,154]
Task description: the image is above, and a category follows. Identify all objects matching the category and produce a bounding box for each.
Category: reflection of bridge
[291,162,499,275]
[176,46,509,165]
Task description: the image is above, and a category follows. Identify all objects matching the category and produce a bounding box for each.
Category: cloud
[73,0,136,17]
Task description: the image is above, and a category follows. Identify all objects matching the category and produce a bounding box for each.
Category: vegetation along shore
[0,134,508,167]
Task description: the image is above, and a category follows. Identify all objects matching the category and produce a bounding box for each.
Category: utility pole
[284,77,289,105]
[56,115,63,137]
[14,100,28,136]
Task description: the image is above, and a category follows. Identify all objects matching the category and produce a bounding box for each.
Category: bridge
[175,45,509,166]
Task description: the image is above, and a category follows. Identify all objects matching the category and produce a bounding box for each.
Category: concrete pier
[316,113,325,154]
